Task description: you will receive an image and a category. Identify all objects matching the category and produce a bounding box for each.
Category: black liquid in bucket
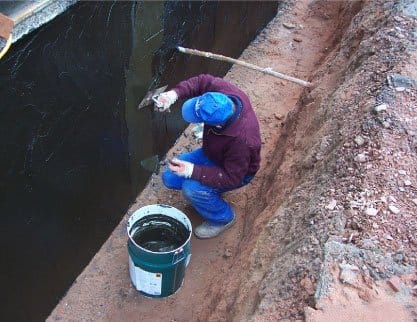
[131,215,189,252]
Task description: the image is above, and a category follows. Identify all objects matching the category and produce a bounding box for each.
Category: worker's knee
[182,180,211,203]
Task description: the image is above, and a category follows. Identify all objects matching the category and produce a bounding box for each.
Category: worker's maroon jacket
[173,74,261,189]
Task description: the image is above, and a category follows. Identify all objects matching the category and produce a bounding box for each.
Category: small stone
[395,87,406,92]
[354,135,366,146]
[386,234,394,241]
[354,153,366,163]
[398,170,407,175]
[274,113,284,120]
[304,308,316,321]
[412,199,417,206]
[283,22,296,29]
[339,263,359,271]
[382,121,390,128]
[374,103,388,113]
[223,248,232,258]
[388,205,400,214]
[339,263,360,285]
[404,180,412,186]
[311,237,319,245]
[372,223,379,229]
[326,199,337,210]
[365,207,378,216]
[300,277,315,294]
[387,276,402,292]
[293,37,302,42]
[393,252,404,263]
[362,238,376,249]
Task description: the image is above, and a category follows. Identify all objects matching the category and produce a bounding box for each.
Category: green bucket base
[128,256,186,298]
[127,204,192,298]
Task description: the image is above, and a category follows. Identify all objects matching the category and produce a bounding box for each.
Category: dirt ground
[49,0,417,321]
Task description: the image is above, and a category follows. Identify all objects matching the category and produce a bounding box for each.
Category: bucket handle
[172,248,185,265]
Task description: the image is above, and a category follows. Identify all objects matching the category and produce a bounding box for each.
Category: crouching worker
[153,74,261,239]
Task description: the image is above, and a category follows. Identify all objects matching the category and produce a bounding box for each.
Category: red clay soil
[49,0,417,321]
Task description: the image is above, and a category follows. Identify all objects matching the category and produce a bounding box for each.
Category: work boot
[194,213,236,239]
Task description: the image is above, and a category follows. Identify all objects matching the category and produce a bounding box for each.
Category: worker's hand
[153,90,178,112]
[168,158,194,178]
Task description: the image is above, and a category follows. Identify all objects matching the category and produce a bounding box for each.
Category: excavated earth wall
[205,0,417,320]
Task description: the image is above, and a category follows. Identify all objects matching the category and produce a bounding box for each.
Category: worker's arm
[173,74,218,99]
[153,74,218,111]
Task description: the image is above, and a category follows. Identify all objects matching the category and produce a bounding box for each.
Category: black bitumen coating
[0,1,278,321]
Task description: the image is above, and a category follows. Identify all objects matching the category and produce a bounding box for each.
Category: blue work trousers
[162,148,253,225]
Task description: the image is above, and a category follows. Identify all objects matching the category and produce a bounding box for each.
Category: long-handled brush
[177,46,312,87]
[137,46,312,110]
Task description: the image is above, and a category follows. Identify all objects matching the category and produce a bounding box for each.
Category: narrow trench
[1,0,377,320]
[51,1,368,320]
[49,0,417,320]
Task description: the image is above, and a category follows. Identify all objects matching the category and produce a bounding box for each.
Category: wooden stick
[177,46,312,87]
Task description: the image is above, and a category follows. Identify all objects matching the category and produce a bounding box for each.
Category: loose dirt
[49,0,417,321]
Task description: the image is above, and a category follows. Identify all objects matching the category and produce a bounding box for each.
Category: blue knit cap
[182,92,234,126]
